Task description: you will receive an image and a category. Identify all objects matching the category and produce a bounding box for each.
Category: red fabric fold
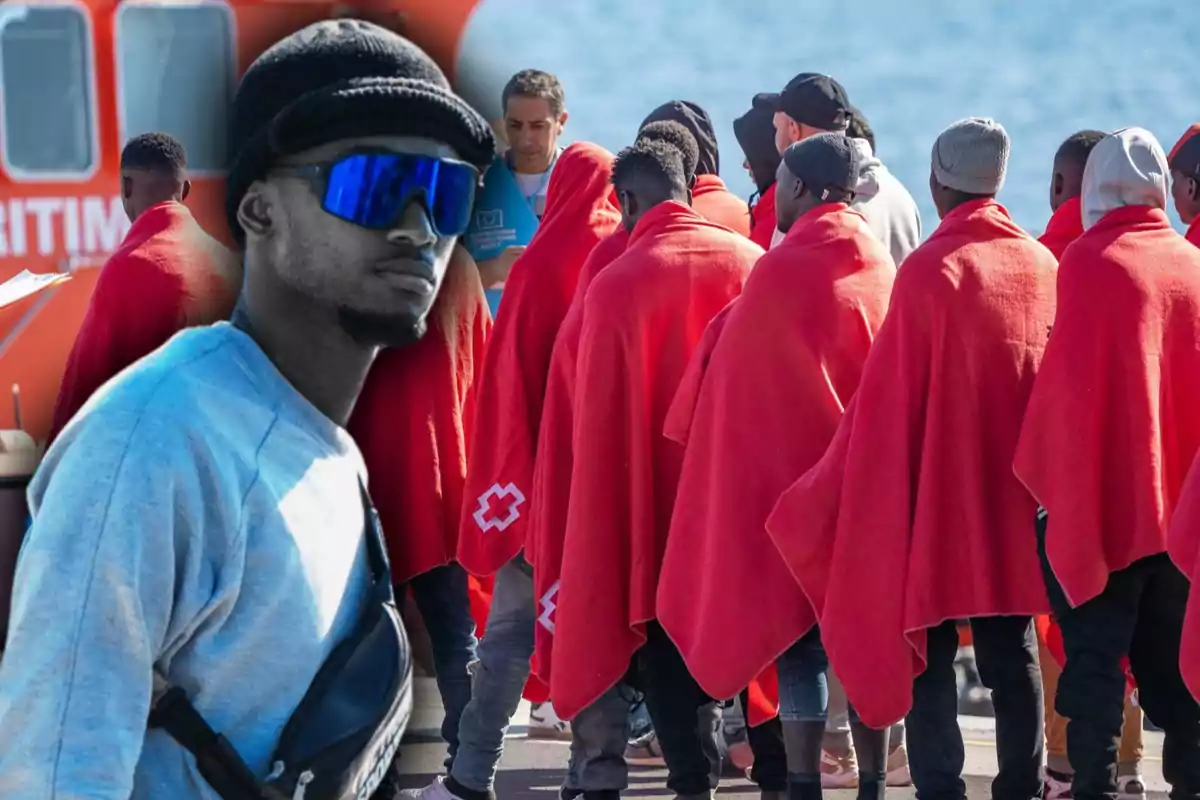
[1017,205,1200,610]
[767,199,1058,729]
[693,174,752,238]
[1038,196,1084,260]
[349,246,491,583]
[48,201,240,444]
[656,205,895,719]
[457,143,621,578]
[549,201,761,720]
[748,184,778,250]
[1187,217,1200,249]
[526,229,631,687]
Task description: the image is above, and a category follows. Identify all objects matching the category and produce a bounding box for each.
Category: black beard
[337,307,427,349]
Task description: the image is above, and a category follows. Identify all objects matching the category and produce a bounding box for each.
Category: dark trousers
[907,617,1043,800]
[408,563,478,769]
[1037,512,1200,800]
[740,688,788,792]
[633,621,722,797]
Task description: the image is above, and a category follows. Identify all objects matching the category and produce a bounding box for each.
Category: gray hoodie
[771,138,922,265]
[1081,127,1169,230]
[848,138,923,265]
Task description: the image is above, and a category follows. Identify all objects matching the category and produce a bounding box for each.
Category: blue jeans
[408,563,478,769]
[449,558,536,793]
[778,627,861,723]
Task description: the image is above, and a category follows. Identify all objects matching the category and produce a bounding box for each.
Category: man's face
[773,111,800,156]
[121,168,188,224]
[774,161,803,233]
[249,135,462,348]
[1172,168,1199,225]
[504,95,565,174]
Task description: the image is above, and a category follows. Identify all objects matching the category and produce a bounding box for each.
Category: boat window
[116,2,234,173]
[0,5,96,177]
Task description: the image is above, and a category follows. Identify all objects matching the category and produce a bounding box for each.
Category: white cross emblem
[538,580,561,633]
[472,482,526,533]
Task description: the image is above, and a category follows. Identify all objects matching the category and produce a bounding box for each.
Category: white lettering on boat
[0,196,129,260]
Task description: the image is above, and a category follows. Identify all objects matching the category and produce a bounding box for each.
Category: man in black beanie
[0,18,493,799]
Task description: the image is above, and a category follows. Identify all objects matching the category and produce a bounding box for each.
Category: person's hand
[479,245,525,288]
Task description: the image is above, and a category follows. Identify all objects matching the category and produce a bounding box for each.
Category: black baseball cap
[776,73,851,131]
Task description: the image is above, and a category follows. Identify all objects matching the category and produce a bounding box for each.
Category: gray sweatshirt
[0,322,371,799]
[848,138,923,266]
[769,139,923,266]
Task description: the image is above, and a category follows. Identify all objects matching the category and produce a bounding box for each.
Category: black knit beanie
[640,100,720,177]
[225,18,496,244]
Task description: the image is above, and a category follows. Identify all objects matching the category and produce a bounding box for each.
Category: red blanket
[657,205,894,714]
[1172,459,1200,700]
[767,199,1058,729]
[748,184,777,250]
[348,246,490,583]
[457,142,621,578]
[548,201,761,720]
[1038,196,1084,260]
[694,174,752,238]
[48,201,240,444]
[1016,205,1200,609]
[526,229,631,686]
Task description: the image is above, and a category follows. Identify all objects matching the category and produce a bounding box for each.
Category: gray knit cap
[931,117,1010,195]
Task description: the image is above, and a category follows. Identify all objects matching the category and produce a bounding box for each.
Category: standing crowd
[0,18,1199,800]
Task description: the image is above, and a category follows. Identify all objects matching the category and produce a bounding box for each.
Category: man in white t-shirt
[470,69,568,314]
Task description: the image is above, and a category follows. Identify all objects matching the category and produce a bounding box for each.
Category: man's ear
[1052,173,1063,197]
[685,187,694,207]
[180,179,192,202]
[688,173,697,190]
[1190,177,1199,202]
[121,175,133,199]
[237,184,274,239]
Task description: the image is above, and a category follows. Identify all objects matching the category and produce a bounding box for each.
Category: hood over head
[1081,127,1168,230]
[733,93,781,195]
[642,100,719,176]
[848,137,884,200]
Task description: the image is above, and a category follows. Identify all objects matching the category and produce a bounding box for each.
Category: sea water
[459,0,1200,236]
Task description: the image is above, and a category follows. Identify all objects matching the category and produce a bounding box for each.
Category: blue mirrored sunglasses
[278,150,481,237]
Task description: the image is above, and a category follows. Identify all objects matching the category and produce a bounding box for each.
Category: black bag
[148,483,412,800]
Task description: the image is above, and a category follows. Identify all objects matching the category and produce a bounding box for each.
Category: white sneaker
[1118,774,1147,800]
[528,700,572,741]
[399,776,465,800]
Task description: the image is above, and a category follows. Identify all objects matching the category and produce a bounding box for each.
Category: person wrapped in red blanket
[733,92,783,250]
[1030,129,1147,796]
[641,100,752,237]
[767,118,1056,800]
[658,133,895,799]
[549,139,760,799]
[524,123,693,687]
[1168,124,1200,248]
[412,142,619,800]
[49,133,241,444]
[346,244,490,771]
[1015,127,1200,800]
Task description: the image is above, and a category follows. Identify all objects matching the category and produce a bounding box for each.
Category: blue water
[457,0,1199,236]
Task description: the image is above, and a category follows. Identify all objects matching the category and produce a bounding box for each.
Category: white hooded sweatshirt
[1081,127,1169,230]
